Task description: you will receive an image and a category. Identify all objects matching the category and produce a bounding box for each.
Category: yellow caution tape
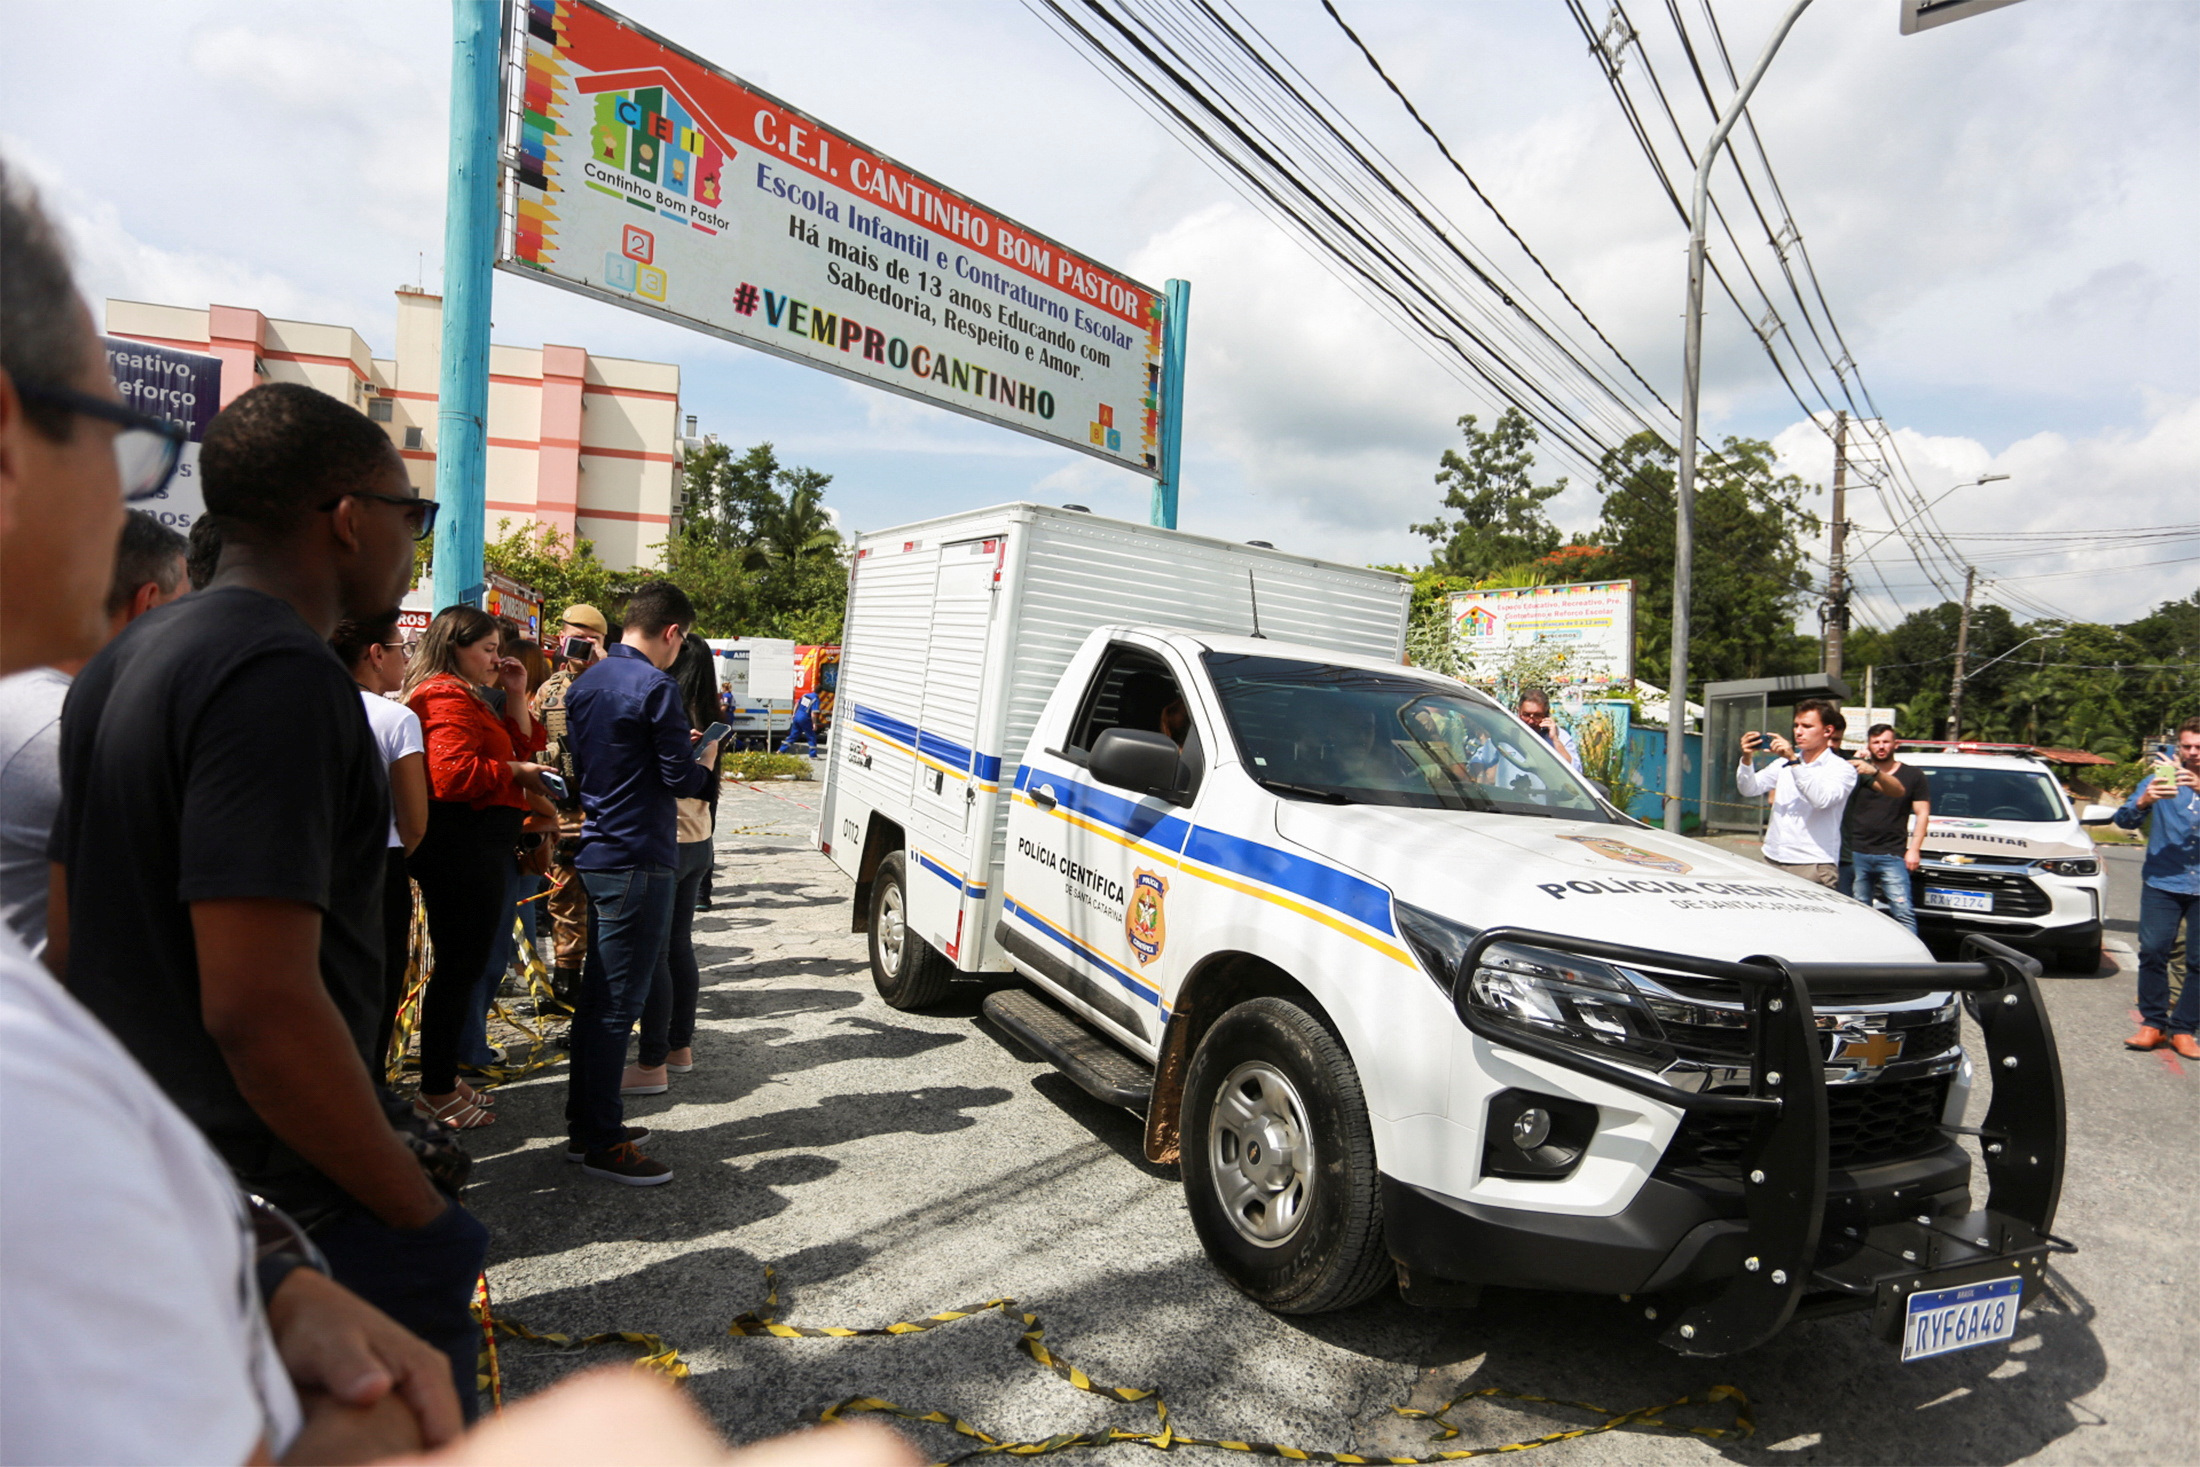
[733,1266,1752,1464]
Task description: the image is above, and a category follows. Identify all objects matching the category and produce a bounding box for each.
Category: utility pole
[1947,565,1978,739]
[1663,0,1816,833]
[1822,410,1848,680]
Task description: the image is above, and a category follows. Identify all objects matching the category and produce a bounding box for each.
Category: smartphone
[561,635,594,662]
[696,722,733,761]
[538,770,570,801]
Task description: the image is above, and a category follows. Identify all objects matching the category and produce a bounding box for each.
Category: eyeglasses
[15,383,188,502]
[378,641,412,654]
[317,490,440,540]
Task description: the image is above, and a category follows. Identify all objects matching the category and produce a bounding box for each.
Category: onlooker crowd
[2,159,919,1465]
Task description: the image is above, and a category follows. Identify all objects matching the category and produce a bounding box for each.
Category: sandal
[456,1079,496,1108]
[414,1090,498,1129]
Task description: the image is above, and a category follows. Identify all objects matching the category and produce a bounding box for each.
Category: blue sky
[5,0,2193,628]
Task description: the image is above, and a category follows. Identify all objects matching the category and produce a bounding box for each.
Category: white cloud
[1773,397,2200,628]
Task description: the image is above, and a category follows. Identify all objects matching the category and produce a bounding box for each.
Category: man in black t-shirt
[1842,722,1931,933]
[47,382,489,1414]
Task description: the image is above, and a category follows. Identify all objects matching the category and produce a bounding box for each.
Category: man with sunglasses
[46,378,490,1418]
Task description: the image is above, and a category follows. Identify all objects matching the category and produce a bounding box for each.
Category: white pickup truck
[817,503,2068,1359]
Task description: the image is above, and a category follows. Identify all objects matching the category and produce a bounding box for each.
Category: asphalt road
[465,787,2195,1465]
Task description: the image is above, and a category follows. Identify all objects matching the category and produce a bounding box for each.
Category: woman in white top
[331,611,430,1076]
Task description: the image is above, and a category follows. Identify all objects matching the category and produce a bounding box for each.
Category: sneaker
[621,1064,670,1095]
[664,1047,694,1074]
[581,1140,672,1186]
[563,1125,649,1163]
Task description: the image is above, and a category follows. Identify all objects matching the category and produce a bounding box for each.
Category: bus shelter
[1700,673,1852,834]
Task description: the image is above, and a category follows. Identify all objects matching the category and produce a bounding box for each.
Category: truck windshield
[1920,766,2068,824]
[1203,653,1611,820]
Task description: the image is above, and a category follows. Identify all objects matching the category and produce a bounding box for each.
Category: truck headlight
[1398,902,1683,1070]
[1464,941,1674,1070]
[2036,857,2097,877]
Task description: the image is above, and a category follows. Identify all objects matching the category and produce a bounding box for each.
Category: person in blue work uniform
[2116,716,2200,1058]
[778,689,821,757]
[561,581,722,1185]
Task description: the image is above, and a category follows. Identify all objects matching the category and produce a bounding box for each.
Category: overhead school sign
[500,0,1164,475]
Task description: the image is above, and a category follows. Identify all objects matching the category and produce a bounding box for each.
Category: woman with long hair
[401,605,547,1127]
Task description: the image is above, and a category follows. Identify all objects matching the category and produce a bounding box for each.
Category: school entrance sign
[498,0,1164,476]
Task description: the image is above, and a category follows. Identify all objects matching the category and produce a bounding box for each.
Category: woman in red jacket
[400,606,548,1127]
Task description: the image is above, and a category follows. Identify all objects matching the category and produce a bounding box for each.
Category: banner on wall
[103,337,221,533]
[500,0,1163,475]
[1448,580,1636,689]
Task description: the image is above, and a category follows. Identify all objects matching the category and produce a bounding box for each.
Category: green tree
[1411,408,1566,578]
[1589,431,1822,687]
[484,519,633,621]
[678,440,788,552]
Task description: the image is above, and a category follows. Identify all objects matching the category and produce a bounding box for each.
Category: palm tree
[747,474,841,569]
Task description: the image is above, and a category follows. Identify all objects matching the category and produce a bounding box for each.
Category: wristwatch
[246,1193,330,1306]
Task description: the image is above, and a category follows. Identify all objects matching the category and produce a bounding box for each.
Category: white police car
[1894,747,2118,974]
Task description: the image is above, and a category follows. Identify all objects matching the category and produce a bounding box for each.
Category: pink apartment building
[105,287,694,568]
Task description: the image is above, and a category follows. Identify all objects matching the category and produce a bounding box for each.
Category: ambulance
[816,504,2068,1359]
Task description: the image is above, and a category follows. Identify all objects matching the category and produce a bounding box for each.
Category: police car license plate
[1901,1275,2022,1361]
[1923,887,1994,913]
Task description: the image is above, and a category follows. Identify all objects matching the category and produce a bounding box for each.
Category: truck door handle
[1032,784,1058,810]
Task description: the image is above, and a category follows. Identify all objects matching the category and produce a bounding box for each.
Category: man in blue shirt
[2113,716,2200,1058]
[563,581,721,1184]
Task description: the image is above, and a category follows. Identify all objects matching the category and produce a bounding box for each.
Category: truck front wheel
[1181,998,1388,1314]
[868,851,957,1010]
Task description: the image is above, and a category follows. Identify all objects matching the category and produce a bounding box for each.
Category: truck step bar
[982,987,1153,1113]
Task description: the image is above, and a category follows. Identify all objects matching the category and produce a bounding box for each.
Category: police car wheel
[1181,998,1388,1314]
[869,852,955,1010]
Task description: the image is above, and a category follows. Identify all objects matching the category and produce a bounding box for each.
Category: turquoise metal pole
[1151,278,1189,530]
[431,0,501,610]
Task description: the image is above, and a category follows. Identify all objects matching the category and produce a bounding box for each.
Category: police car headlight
[1462,941,1674,1070]
[2036,857,2097,877]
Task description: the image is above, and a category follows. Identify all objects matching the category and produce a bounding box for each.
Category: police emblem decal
[1126,870,1168,965]
[1557,834,1694,875]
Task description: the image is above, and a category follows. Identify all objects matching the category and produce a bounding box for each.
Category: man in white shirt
[1735,698,1858,888]
[0,508,186,956]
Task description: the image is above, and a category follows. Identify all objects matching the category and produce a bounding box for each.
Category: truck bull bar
[1449,927,2068,1357]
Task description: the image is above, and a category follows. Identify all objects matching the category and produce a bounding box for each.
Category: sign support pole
[1152,278,1190,530]
[431,0,501,611]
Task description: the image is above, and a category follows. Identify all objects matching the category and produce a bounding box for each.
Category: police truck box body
[819,503,2068,1359]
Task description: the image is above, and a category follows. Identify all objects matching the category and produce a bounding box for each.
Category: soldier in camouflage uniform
[533,604,607,1009]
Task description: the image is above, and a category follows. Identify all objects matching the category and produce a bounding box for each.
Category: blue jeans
[316,1201,490,1421]
[564,865,677,1152]
[2136,885,2197,1035]
[460,864,541,1068]
[1849,851,1918,934]
[639,840,713,1067]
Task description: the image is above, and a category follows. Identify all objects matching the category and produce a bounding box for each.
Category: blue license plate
[1901,1275,2022,1361]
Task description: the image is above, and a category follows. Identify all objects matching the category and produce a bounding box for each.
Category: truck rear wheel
[868,851,956,1010]
[1180,997,1388,1314]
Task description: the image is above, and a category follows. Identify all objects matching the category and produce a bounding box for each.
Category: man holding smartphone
[562,581,722,1185]
[1734,699,1858,888]
[2114,718,2200,1057]
[531,605,606,1007]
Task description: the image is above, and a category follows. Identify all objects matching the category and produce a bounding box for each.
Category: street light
[1663,0,1816,834]
[1858,472,2010,555]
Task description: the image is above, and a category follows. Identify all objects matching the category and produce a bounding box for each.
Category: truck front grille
[1663,1075,1951,1172]
[1658,1016,1961,1066]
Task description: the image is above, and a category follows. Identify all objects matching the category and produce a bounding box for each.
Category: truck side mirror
[1090,727,1184,800]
